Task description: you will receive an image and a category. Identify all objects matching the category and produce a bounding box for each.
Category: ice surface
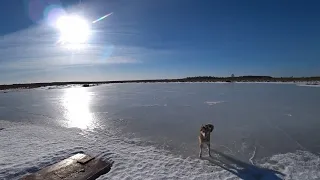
[1,83,320,180]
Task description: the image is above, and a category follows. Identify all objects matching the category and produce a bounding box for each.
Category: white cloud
[0,24,142,71]
[104,56,141,64]
[0,55,140,70]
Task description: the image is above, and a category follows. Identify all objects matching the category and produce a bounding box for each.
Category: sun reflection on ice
[62,87,95,129]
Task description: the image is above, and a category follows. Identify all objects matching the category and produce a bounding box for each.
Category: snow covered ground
[0,83,320,179]
[296,83,320,88]
[1,120,319,180]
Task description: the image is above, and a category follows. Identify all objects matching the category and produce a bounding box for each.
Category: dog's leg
[199,143,203,158]
[207,143,211,157]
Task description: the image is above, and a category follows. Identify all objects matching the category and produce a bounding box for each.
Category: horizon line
[1,75,320,86]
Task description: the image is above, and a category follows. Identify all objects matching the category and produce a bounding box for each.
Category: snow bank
[296,84,320,88]
[0,120,319,180]
[205,101,225,106]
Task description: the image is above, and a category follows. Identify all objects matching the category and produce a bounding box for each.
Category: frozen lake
[0,83,319,179]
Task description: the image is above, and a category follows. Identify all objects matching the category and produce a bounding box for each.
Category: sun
[56,15,91,45]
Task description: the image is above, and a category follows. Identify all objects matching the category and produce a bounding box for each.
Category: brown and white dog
[198,124,214,158]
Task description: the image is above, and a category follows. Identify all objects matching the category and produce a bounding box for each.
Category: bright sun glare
[62,87,95,129]
[56,15,91,45]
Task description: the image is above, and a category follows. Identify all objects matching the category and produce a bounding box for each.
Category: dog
[198,124,214,158]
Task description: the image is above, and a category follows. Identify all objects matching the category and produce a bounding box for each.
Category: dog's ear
[208,124,214,132]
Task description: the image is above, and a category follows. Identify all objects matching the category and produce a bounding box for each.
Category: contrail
[92,12,113,24]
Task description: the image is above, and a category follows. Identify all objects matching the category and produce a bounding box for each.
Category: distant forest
[1,76,319,90]
[183,75,320,82]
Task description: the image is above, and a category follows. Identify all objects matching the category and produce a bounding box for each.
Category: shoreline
[1,76,320,90]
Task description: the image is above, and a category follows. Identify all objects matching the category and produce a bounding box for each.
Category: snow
[259,151,320,180]
[205,101,225,106]
[296,84,320,88]
[1,120,319,180]
[294,81,320,87]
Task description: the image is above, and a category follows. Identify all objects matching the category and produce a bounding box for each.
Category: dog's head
[200,124,214,137]
[205,124,214,132]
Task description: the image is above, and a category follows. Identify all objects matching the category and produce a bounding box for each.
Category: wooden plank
[22,153,113,180]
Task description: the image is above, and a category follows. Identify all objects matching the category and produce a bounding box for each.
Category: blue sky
[0,0,320,83]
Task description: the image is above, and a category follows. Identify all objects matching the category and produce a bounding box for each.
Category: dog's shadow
[203,149,285,180]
